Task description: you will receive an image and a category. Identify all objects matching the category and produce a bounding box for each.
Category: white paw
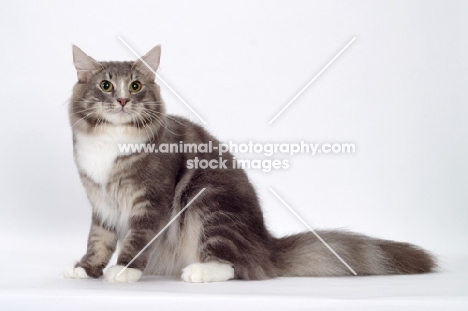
[64,264,89,279]
[181,262,234,283]
[104,265,142,283]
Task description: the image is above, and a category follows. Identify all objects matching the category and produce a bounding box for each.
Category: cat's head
[70,45,165,132]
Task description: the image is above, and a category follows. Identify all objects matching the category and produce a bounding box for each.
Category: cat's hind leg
[181,262,234,283]
[182,261,234,283]
[178,186,276,282]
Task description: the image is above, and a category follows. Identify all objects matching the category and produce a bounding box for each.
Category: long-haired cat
[65,45,435,283]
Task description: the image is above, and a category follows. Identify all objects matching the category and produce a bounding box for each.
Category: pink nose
[117,98,130,107]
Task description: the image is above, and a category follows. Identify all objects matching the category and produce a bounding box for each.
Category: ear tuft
[72,45,102,83]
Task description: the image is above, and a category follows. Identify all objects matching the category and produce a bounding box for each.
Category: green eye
[130,81,142,92]
[100,80,113,92]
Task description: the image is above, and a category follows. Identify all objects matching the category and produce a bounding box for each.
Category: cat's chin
[103,112,134,126]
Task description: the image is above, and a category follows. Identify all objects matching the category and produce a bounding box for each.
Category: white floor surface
[0,235,467,311]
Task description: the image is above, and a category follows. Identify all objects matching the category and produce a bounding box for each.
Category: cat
[64,45,435,283]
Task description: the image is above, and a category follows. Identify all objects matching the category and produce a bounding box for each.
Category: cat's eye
[100,80,113,92]
[130,81,142,93]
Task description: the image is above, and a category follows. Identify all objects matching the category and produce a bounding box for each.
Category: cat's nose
[117,98,130,107]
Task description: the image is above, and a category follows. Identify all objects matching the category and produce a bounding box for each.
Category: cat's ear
[134,45,161,80]
[72,45,102,83]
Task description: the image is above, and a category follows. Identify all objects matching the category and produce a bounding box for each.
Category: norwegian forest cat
[64,45,435,283]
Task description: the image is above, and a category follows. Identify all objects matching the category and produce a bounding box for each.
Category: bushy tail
[275,230,436,276]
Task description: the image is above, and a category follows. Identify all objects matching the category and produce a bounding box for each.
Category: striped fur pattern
[66,45,436,282]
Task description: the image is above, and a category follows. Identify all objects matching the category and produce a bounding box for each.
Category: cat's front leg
[64,215,118,279]
[104,204,161,283]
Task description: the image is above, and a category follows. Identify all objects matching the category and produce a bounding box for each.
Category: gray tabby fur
[68,45,435,281]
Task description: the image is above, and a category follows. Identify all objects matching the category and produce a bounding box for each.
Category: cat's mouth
[108,107,131,115]
[103,107,134,125]
[118,107,130,114]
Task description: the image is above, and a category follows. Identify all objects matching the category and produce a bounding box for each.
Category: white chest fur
[74,127,147,184]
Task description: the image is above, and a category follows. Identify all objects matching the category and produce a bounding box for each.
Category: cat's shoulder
[163,115,215,139]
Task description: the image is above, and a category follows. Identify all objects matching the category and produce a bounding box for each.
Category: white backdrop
[0,0,467,262]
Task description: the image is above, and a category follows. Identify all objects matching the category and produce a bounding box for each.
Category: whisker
[69,106,98,116]
[140,110,181,137]
[71,116,88,129]
[139,113,155,143]
[141,109,188,129]
[137,110,156,143]
[131,113,144,142]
